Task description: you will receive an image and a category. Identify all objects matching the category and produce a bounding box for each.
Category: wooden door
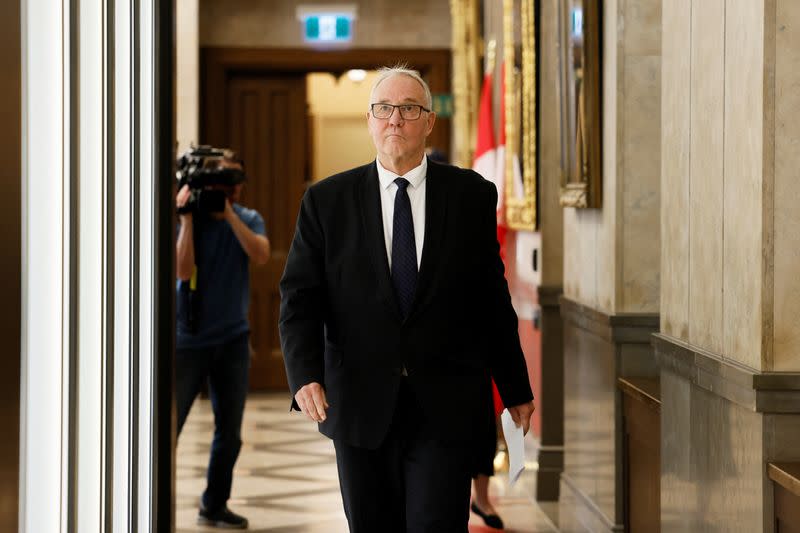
[225,74,308,390]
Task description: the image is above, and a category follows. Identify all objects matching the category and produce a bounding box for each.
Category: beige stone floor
[177,393,559,532]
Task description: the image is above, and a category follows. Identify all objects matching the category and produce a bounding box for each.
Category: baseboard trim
[538,285,563,308]
[653,333,800,413]
[560,472,624,532]
[559,296,659,344]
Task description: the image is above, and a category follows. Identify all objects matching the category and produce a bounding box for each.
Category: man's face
[367,75,436,164]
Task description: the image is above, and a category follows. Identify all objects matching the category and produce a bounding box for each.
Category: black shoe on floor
[471,502,505,530]
[197,505,249,529]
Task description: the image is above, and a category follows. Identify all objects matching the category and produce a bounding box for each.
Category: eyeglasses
[370,103,431,120]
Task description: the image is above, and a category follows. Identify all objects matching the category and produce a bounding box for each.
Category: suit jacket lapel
[409,159,448,319]
[359,163,403,320]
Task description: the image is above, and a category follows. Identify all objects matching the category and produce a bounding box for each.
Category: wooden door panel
[227,74,306,391]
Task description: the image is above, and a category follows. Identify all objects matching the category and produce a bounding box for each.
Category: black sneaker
[197,505,249,529]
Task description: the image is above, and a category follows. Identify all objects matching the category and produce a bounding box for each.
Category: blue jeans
[176,333,250,512]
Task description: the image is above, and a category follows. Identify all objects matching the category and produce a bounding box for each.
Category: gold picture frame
[503,0,538,231]
[449,0,481,168]
[558,0,602,208]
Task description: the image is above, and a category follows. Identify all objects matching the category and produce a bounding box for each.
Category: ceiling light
[347,69,367,82]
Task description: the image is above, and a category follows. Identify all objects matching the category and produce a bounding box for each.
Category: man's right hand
[507,400,536,436]
[294,382,329,423]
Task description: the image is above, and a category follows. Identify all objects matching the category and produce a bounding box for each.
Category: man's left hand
[507,401,536,436]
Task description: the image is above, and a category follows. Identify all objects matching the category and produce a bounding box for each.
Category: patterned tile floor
[177,393,560,532]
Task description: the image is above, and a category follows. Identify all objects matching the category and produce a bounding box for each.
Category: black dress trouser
[333,380,473,533]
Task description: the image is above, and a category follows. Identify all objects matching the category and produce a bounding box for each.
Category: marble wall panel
[723,0,765,370]
[660,0,691,340]
[621,54,660,313]
[559,476,619,532]
[688,0,725,356]
[562,208,581,302]
[578,210,600,312]
[762,0,776,374]
[562,321,619,527]
[619,342,658,377]
[661,370,764,532]
[703,387,763,532]
[563,0,663,315]
[762,414,800,530]
[765,414,800,461]
[563,209,602,310]
[540,0,564,288]
[660,370,694,532]
[774,0,800,371]
[622,0,661,55]
[597,0,620,315]
[199,0,451,49]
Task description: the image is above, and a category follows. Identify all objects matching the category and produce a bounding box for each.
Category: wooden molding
[200,47,452,157]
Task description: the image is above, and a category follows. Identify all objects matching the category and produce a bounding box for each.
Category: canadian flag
[472,71,508,263]
[472,72,498,199]
[472,70,508,417]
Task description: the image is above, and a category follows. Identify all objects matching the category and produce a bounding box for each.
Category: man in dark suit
[279,66,535,533]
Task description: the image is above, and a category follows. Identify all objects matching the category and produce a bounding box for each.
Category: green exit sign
[431,94,454,118]
[297,6,357,44]
[302,14,353,43]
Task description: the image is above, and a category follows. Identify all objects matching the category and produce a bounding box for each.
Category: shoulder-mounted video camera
[176,145,246,215]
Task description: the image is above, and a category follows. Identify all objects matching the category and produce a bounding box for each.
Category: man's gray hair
[369,65,433,109]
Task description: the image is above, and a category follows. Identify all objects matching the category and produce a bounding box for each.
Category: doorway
[224,73,308,391]
[201,47,451,392]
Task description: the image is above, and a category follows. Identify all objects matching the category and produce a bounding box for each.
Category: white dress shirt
[376,156,427,270]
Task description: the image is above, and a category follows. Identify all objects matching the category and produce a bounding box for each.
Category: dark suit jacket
[279,158,533,449]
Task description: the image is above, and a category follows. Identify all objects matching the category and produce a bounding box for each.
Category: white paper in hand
[501,408,525,486]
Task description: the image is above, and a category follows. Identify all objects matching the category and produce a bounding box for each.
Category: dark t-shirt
[176,204,266,349]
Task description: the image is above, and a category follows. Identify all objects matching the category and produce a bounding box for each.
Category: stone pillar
[534,0,566,502]
[559,0,662,530]
[659,0,800,530]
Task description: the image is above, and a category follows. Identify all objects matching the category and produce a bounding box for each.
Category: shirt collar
[376,156,428,191]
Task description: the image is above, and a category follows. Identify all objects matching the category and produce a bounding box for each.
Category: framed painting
[503,0,539,230]
[557,0,602,208]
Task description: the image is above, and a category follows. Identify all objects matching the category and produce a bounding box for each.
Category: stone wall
[563,0,662,314]
[199,0,451,49]
[771,0,800,371]
[659,3,800,531]
[661,0,800,372]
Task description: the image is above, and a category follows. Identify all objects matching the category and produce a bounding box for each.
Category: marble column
[659,0,800,530]
[536,286,563,501]
[558,0,663,531]
[533,0,567,502]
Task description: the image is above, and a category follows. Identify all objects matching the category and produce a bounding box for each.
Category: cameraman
[175,155,270,530]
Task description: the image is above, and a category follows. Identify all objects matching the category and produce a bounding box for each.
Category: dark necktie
[391,177,417,319]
